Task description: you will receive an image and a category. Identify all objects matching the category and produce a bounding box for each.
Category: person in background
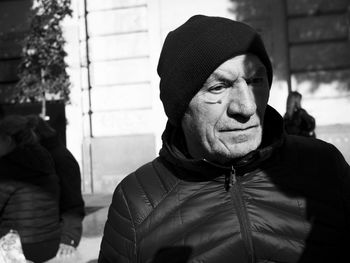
[99,15,350,263]
[283,91,316,137]
[32,116,85,258]
[0,115,61,262]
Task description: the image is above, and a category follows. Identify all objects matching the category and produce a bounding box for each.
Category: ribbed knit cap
[157,15,273,126]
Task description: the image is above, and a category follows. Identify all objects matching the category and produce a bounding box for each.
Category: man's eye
[246,77,264,85]
[208,85,226,94]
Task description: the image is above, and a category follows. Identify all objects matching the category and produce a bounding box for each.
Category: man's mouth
[220,125,258,132]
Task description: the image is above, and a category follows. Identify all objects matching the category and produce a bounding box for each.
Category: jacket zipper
[226,167,255,263]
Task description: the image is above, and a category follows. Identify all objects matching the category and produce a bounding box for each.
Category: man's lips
[219,125,258,132]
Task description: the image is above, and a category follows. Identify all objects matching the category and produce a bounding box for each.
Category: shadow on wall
[227,0,287,83]
[227,0,350,95]
[293,70,350,94]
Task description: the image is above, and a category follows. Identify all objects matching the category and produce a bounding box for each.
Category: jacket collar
[159,105,285,179]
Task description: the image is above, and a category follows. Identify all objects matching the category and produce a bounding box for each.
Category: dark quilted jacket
[99,106,350,263]
[0,144,60,244]
[40,134,85,247]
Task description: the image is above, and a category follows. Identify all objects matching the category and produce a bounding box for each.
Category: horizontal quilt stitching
[134,170,155,208]
[251,229,305,244]
[110,203,131,223]
[189,233,233,260]
[168,203,226,246]
[140,181,213,239]
[250,198,304,220]
[152,161,168,192]
[106,219,133,243]
[104,236,130,262]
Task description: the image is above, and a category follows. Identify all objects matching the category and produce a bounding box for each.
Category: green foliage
[16,0,72,103]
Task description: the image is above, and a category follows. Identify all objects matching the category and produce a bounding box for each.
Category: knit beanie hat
[157,15,273,126]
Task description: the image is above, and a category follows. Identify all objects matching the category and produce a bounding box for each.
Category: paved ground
[77,194,112,263]
[75,207,108,263]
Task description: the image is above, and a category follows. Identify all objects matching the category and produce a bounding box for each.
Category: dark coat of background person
[98,106,350,263]
[0,134,61,262]
[284,108,316,137]
[34,117,85,247]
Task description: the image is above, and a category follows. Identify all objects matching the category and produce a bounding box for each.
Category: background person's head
[286,91,302,117]
[157,15,273,164]
[0,115,38,157]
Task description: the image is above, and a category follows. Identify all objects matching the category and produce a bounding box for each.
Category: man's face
[181,54,270,164]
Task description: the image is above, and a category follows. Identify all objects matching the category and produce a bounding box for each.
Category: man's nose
[227,79,256,118]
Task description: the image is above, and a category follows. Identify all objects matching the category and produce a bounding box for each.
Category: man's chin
[213,140,261,163]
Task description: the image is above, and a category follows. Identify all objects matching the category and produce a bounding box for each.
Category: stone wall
[287,0,350,163]
[79,0,158,193]
[287,0,350,125]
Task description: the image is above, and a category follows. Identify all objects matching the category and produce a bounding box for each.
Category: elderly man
[98,15,350,263]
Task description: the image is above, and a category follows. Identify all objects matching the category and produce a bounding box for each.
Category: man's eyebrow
[205,65,267,85]
[206,72,232,83]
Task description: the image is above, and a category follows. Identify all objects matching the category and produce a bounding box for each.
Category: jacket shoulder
[285,135,340,156]
[116,157,179,225]
[283,135,348,171]
[99,158,179,262]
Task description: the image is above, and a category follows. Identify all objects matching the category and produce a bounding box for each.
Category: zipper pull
[225,166,236,191]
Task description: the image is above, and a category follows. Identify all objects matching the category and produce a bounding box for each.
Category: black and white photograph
[0,0,349,262]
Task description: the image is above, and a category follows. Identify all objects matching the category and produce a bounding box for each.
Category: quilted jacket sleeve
[327,144,350,243]
[338,149,350,235]
[98,182,137,263]
[54,147,85,247]
[0,179,13,235]
[40,137,85,247]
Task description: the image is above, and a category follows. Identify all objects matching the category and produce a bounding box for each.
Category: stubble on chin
[211,128,263,162]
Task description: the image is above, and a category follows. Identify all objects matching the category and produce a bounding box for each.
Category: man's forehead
[206,55,267,82]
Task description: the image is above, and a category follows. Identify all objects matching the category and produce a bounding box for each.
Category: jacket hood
[159,105,285,178]
[0,143,55,178]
